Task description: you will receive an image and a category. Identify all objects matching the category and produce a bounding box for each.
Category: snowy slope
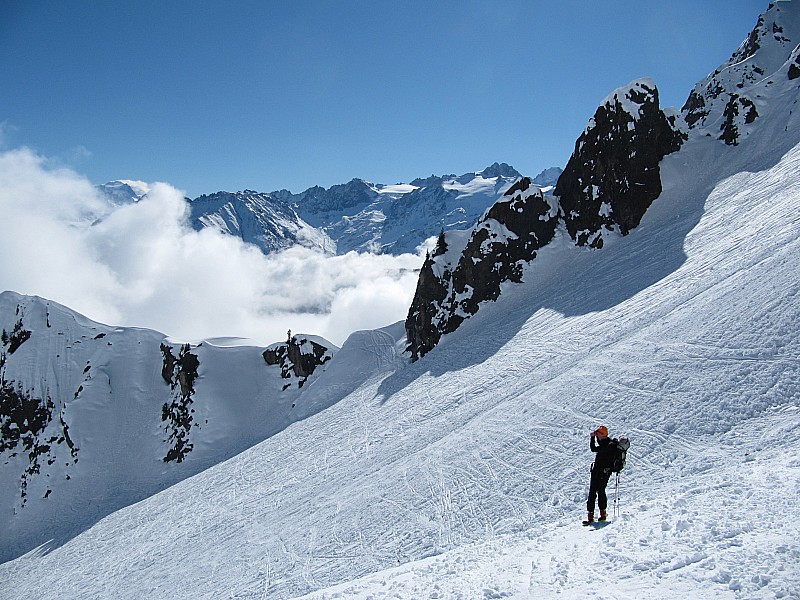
[2,102,799,600]
[0,294,338,563]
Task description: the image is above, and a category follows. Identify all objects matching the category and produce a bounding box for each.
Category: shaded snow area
[2,125,799,598]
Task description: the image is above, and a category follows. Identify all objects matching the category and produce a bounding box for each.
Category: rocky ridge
[405,1,800,361]
[0,291,337,563]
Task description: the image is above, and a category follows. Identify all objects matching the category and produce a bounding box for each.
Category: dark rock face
[406,178,559,360]
[160,343,200,463]
[719,94,760,146]
[555,79,686,248]
[405,246,451,362]
[1,306,78,505]
[789,47,800,80]
[263,335,332,389]
[405,79,685,361]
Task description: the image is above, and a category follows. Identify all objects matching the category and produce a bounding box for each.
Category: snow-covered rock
[405,177,559,360]
[404,0,800,360]
[0,292,337,563]
[682,0,800,145]
[555,77,686,248]
[182,164,536,257]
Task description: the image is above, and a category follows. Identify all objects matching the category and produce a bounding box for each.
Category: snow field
[299,407,800,599]
[2,134,799,598]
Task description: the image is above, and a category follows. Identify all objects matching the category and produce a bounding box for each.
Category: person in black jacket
[584,425,614,525]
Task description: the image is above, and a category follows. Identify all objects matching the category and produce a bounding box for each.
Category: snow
[377,184,419,195]
[3,125,799,597]
[593,77,656,124]
[3,5,800,598]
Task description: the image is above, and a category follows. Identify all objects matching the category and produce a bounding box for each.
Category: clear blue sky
[1,1,765,197]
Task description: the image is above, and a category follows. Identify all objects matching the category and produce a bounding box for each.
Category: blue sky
[1,1,765,197]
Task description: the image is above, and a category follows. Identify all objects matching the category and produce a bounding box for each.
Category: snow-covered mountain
[101,163,548,257]
[2,2,800,598]
[406,0,800,360]
[0,293,338,563]
[189,189,336,254]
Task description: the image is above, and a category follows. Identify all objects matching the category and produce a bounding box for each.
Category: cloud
[0,147,423,347]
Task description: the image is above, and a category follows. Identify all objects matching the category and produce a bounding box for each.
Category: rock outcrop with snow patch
[263,334,334,390]
[682,0,800,144]
[406,177,559,359]
[555,78,686,248]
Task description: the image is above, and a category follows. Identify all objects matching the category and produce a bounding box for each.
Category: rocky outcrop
[263,334,333,389]
[406,79,686,360]
[555,79,686,248]
[719,94,760,146]
[681,1,800,141]
[406,178,559,360]
[1,304,78,506]
[788,44,800,80]
[160,343,200,463]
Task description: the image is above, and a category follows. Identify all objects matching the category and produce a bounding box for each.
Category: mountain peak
[478,162,521,179]
[682,0,800,139]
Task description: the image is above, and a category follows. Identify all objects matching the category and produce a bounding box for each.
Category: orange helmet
[596,426,609,437]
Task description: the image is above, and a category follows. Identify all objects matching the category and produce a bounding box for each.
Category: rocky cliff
[406,78,687,360]
[555,78,686,248]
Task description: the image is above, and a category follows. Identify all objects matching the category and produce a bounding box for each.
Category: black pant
[587,465,611,513]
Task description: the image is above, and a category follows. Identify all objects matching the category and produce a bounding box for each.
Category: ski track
[296,410,800,600]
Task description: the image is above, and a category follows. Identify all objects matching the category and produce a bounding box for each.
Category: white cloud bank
[0,147,423,347]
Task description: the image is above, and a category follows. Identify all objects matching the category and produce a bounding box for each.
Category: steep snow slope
[2,120,798,599]
[0,295,337,563]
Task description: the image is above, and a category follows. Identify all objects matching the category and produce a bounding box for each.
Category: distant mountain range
[98,164,563,256]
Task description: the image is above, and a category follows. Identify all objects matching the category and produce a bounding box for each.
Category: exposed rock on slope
[406,78,684,360]
[263,334,333,390]
[406,178,559,360]
[405,0,800,362]
[555,78,686,248]
[682,0,800,145]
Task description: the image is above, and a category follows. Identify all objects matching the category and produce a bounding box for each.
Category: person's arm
[590,432,598,452]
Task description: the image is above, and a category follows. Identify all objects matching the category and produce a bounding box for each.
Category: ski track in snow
[298,409,800,599]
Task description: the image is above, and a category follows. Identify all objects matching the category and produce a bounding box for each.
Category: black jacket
[590,437,615,472]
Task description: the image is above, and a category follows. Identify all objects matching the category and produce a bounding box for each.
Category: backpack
[610,437,630,473]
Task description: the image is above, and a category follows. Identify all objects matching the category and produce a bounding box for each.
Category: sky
[1,0,765,197]
[0,0,771,347]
